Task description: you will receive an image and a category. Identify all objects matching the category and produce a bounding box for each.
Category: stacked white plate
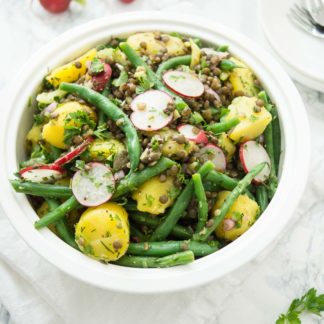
[259,0,324,92]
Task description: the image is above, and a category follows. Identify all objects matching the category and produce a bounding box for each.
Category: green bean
[59,82,140,172]
[113,157,175,198]
[219,59,239,71]
[119,42,189,112]
[150,161,215,242]
[205,170,239,190]
[156,55,191,78]
[205,118,240,135]
[46,198,78,249]
[192,174,208,234]
[204,171,255,200]
[129,223,145,241]
[127,240,219,257]
[113,250,194,268]
[98,110,107,126]
[130,213,193,240]
[10,180,72,198]
[34,196,79,229]
[194,162,266,242]
[271,107,281,174]
[258,91,278,198]
[255,186,269,213]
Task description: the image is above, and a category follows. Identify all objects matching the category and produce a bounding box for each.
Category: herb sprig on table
[276,288,324,324]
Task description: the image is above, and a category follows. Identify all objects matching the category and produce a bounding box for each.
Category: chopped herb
[135,71,154,94]
[75,160,85,170]
[200,57,208,69]
[90,58,104,75]
[217,44,229,52]
[189,112,205,125]
[112,70,128,87]
[144,194,154,207]
[276,288,324,324]
[84,244,94,255]
[231,211,244,228]
[64,110,95,145]
[93,123,109,140]
[220,108,230,118]
[34,114,46,125]
[249,115,259,122]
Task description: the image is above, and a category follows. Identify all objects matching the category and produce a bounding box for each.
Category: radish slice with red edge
[239,140,271,184]
[178,124,208,144]
[54,137,94,167]
[163,71,204,98]
[72,162,115,207]
[199,144,226,172]
[19,164,64,183]
[130,90,173,131]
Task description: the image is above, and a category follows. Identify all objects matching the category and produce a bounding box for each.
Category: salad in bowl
[10,31,280,268]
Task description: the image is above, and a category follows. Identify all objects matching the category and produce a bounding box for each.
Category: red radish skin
[119,0,135,3]
[130,90,173,131]
[72,162,115,207]
[54,137,94,167]
[92,63,112,92]
[163,71,204,98]
[39,0,71,13]
[20,164,65,183]
[199,144,226,172]
[177,124,208,144]
[239,141,271,184]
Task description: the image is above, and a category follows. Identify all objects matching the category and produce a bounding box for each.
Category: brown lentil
[159,195,169,204]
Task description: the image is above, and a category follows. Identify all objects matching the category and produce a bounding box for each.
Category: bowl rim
[0,11,310,294]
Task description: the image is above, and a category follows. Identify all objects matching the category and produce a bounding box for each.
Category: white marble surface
[0,0,324,323]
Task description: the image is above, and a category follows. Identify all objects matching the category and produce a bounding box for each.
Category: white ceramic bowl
[0,12,310,294]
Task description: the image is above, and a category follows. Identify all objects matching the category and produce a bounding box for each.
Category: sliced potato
[42,101,97,149]
[225,96,272,143]
[217,133,236,161]
[189,38,201,69]
[229,57,257,96]
[26,124,42,146]
[36,89,67,106]
[158,129,197,160]
[127,32,186,56]
[46,48,97,87]
[88,139,126,162]
[132,175,180,215]
[75,202,129,262]
[97,48,128,65]
[213,191,259,241]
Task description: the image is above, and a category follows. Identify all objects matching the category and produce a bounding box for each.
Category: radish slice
[239,141,271,184]
[201,48,229,59]
[54,137,94,167]
[199,144,226,172]
[72,162,115,207]
[163,71,204,98]
[19,164,64,183]
[178,124,208,144]
[130,90,173,131]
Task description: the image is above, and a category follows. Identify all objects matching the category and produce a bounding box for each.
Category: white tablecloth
[1,1,324,323]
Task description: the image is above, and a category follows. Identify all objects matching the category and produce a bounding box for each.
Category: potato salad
[11,31,281,268]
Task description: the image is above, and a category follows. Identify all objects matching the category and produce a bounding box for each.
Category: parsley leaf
[90,58,104,75]
[112,70,128,87]
[93,123,109,140]
[64,110,95,145]
[135,71,154,94]
[189,112,205,125]
[276,288,324,324]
